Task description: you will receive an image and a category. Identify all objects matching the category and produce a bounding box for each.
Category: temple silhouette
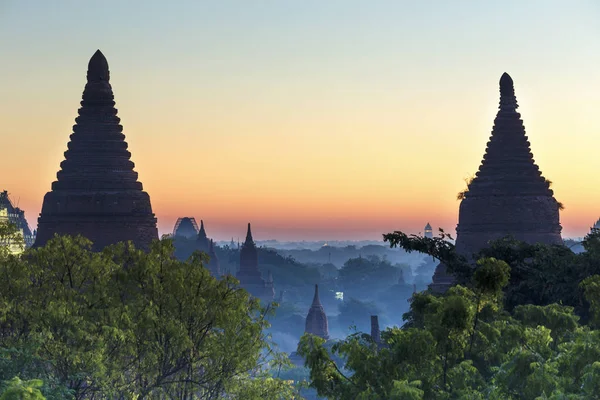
[305,284,329,340]
[197,220,211,253]
[173,217,199,238]
[430,73,563,292]
[236,223,274,303]
[34,50,158,251]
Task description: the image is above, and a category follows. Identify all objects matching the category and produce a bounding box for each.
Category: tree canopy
[0,228,299,399]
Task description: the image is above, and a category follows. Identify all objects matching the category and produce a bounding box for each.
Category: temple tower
[370,315,381,344]
[430,73,562,292]
[34,50,158,251]
[207,239,221,277]
[424,223,433,238]
[173,217,199,239]
[197,220,210,252]
[305,284,329,340]
[237,223,274,302]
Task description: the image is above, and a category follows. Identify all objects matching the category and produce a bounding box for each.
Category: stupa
[424,222,433,238]
[305,284,329,340]
[236,223,274,302]
[173,217,199,238]
[207,239,221,277]
[430,73,562,292]
[34,50,158,251]
[197,220,210,252]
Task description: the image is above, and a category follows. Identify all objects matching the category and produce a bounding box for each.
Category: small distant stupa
[430,73,562,292]
[305,284,329,340]
[0,191,35,253]
[207,239,221,277]
[172,217,199,239]
[34,50,158,251]
[424,223,433,238]
[236,223,274,302]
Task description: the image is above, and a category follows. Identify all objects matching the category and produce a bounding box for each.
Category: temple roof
[245,223,253,244]
[197,220,210,251]
[305,284,329,340]
[425,222,432,230]
[465,73,553,198]
[173,217,199,238]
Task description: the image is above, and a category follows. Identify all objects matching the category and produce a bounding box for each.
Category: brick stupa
[34,50,158,251]
[236,223,274,302]
[430,73,562,292]
[305,284,329,340]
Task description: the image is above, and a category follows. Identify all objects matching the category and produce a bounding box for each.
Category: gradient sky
[0,0,599,241]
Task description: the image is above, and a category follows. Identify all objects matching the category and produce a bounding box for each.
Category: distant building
[0,191,35,253]
[207,239,221,277]
[424,222,433,238]
[197,220,211,253]
[236,223,274,303]
[305,284,329,340]
[430,73,562,293]
[591,218,600,233]
[172,217,199,238]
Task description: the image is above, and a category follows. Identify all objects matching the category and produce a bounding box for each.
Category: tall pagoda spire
[238,222,259,276]
[197,219,210,251]
[430,73,562,292]
[305,284,329,340]
[236,222,274,302]
[245,223,253,243]
[34,50,158,251]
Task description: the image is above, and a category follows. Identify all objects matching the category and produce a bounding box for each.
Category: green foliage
[338,298,381,333]
[299,248,600,399]
[0,235,297,399]
[0,221,24,257]
[0,377,45,400]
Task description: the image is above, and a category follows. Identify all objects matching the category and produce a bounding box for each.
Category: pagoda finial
[246,223,253,241]
[499,72,518,112]
[87,50,110,83]
[209,238,214,251]
[312,284,321,306]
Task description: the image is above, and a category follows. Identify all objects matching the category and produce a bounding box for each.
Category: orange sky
[1,1,599,240]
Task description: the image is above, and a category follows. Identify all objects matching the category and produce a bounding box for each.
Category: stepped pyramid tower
[237,223,274,302]
[430,73,562,292]
[197,220,210,252]
[207,239,221,277]
[305,284,329,340]
[34,50,158,251]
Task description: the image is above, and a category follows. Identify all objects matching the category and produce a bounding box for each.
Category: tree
[0,234,298,399]
[0,377,45,400]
